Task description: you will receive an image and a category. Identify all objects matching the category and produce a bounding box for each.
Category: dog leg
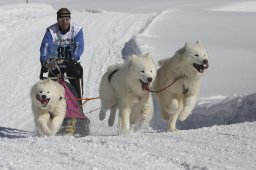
[162,98,179,120]
[108,105,117,127]
[164,98,181,132]
[35,114,51,136]
[161,108,170,120]
[119,107,131,134]
[49,114,65,135]
[99,108,107,121]
[179,95,197,121]
[168,112,179,132]
[141,96,153,121]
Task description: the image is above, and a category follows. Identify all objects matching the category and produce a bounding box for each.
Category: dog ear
[196,40,203,46]
[39,78,48,83]
[145,52,155,63]
[184,42,189,49]
[129,54,137,60]
[126,54,136,66]
[145,52,150,56]
[144,52,151,58]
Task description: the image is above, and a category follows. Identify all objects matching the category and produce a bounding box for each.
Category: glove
[45,59,59,71]
[71,57,78,63]
[39,63,47,80]
[41,62,48,73]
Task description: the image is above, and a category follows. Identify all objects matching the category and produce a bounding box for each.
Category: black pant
[66,67,84,100]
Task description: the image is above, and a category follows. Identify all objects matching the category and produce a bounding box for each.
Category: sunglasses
[58,17,70,22]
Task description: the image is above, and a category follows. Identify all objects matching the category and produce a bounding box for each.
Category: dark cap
[57,8,71,19]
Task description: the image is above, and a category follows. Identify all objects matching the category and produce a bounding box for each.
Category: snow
[0,0,256,169]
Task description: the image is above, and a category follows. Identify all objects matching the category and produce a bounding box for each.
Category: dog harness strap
[150,75,184,93]
[182,84,188,94]
[108,69,119,82]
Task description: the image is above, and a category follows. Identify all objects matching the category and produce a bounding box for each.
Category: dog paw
[119,129,130,135]
[108,118,115,127]
[99,110,106,120]
[168,126,178,132]
[41,128,51,136]
[179,112,189,121]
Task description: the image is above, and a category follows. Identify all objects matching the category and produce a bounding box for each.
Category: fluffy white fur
[30,79,66,136]
[154,41,209,131]
[99,53,157,134]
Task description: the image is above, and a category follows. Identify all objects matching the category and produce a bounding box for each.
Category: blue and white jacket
[40,22,84,63]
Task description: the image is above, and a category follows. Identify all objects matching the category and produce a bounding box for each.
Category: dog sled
[40,57,90,137]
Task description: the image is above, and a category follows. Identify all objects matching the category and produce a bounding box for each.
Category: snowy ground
[0,0,255,170]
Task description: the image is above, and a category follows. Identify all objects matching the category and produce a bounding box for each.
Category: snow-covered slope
[0,1,255,169]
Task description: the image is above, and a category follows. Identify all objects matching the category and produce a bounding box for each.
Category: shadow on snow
[0,126,35,139]
[150,93,256,132]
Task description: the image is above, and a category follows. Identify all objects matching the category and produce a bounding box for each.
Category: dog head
[36,92,50,107]
[31,79,63,109]
[182,40,209,73]
[128,53,157,91]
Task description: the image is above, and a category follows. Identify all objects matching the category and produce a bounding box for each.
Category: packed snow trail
[0,122,255,170]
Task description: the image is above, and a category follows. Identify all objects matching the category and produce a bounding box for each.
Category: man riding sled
[39,8,90,137]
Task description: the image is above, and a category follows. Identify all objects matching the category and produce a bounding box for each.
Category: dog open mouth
[36,94,50,107]
[193,63,209,73]
[139,80,150,91]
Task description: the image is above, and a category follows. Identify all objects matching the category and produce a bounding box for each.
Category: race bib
[49,44,74,59]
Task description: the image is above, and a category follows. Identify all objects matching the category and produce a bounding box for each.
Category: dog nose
[41,95,47,99]
[203,59,208,64]
[147,77,152,82]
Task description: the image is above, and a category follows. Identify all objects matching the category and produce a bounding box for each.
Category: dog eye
[141,71,145,73]
[39,91,42,93]
[194,54,199,57]
[47,91,50,93]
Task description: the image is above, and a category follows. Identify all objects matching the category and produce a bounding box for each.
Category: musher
[39,7,84,100]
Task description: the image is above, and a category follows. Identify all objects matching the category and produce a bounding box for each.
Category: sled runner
[40,57,90,137]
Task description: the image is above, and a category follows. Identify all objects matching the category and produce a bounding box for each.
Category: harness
[108,69,119,82]
[150,74,185,93]
[182,84,189,94]
[107,69,187,95]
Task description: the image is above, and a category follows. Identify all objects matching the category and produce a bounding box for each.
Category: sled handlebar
[40,57,80,80]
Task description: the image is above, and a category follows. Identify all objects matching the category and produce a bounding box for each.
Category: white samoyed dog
[154,41,209,132]
[99,53,157,134]
[30,79,66,136]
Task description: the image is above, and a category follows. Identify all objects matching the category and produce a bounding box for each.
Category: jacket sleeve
[40,29,53,64]
[73,28,84,61]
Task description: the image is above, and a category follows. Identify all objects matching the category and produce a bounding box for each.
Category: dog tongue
[142,83,150,91]
[36,94,49,106]
[41,99,48,105]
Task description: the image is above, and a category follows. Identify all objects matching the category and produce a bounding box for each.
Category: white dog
[154,41,209,131]
[30,79,66,136]
[99,53,157,134]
